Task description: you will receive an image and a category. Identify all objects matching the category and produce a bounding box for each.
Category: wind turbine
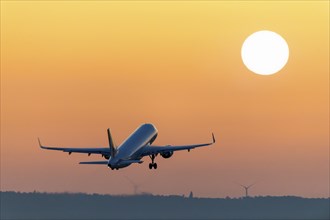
[237,182,257,198]
[124,176,142,195]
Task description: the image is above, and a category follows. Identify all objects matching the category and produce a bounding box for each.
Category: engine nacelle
[103,155,110,160]
[160,151,173,159]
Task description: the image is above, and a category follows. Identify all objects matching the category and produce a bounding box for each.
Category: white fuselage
[108,123,158,168]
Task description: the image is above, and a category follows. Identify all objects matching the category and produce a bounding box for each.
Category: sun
[241,30,289,75]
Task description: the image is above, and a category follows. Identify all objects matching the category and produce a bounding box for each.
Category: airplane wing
[140,133,215,156]
[38,138,110,155]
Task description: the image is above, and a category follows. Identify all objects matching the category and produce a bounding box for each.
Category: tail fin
[107,128,116,157]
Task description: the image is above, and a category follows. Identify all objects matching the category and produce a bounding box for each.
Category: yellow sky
[1,1,329,197]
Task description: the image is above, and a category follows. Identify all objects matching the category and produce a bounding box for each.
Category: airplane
[39,123,215,170]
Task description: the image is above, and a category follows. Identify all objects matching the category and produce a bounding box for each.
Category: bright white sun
[241,30,289,75]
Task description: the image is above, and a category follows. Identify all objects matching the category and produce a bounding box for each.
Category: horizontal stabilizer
[79,161,108,165]
[121,160,143,164]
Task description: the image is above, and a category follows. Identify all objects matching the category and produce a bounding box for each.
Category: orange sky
[1,1,329,198]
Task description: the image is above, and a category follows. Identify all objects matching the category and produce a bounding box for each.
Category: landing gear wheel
[148,154,158,170]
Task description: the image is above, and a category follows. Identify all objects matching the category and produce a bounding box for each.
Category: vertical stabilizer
[107,128,116,157]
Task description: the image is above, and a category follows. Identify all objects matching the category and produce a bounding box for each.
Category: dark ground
[1,191,329,220]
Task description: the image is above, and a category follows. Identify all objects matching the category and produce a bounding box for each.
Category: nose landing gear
[149,154,157,169]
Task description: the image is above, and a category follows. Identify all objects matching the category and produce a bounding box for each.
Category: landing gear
[109,165,119,170]
[149,163,157,169]
[149,154,158,169]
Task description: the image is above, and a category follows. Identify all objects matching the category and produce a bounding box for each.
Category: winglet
[38,138,42,148]
[212,133,216,143]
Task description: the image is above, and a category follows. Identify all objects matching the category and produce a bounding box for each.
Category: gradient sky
[1,1,329,198]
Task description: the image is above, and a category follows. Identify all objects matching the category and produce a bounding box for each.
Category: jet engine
[160,151,173,159]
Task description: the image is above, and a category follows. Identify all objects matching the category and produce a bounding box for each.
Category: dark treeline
[1,191,329,219]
